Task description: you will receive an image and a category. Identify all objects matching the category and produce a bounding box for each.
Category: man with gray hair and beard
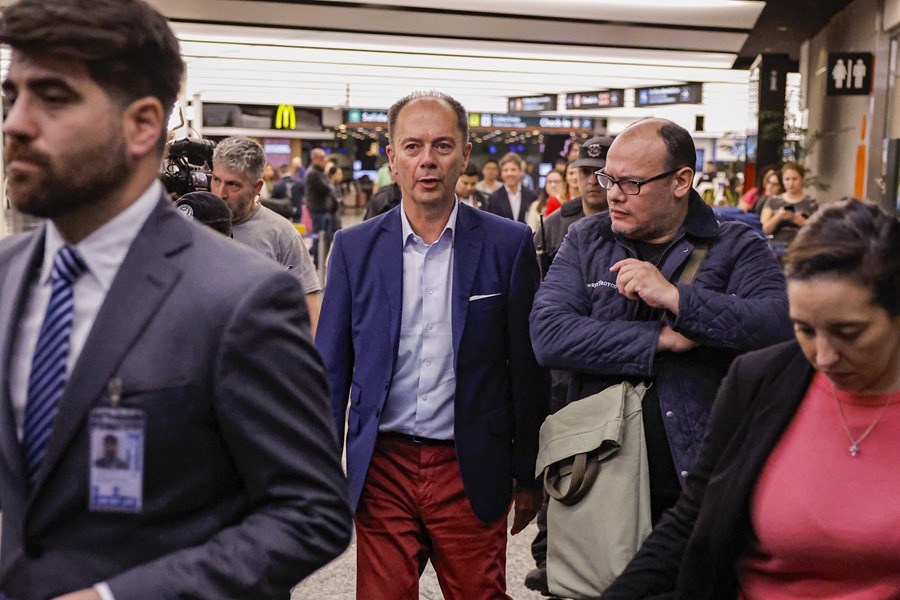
[212,135,322,333]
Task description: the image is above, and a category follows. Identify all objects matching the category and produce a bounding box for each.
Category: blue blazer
[318,203,549,522]
[486,186,537,223]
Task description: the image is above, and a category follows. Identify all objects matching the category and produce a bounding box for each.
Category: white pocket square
[469,293,501,301]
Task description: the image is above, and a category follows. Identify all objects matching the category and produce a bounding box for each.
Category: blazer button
[375,408,382,418]
[25,542,43,559]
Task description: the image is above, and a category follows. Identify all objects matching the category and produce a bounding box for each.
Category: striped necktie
[22,245,87,485]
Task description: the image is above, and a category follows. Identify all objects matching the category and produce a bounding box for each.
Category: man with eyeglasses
[530,118,792,532]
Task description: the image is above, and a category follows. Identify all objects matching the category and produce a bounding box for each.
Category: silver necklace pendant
[850,443,860,457]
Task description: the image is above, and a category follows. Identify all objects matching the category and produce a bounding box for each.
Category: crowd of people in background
[3,3,896,599]
[176,136,832,284]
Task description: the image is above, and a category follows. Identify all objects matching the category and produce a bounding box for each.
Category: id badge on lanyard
[88,378,145,513]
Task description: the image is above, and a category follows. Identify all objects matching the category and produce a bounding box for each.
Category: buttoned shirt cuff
[94,582,116,600]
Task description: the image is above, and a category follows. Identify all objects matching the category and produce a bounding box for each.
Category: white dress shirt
[379,199,458,440]
[505,184,522,221]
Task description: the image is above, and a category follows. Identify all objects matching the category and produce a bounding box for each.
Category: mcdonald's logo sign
[275,104,296,130]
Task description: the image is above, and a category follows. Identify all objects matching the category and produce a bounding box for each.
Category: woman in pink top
[602,199,900,600]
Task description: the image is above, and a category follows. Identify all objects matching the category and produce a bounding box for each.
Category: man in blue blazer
[485,152,538,223]
[0,1,351,597]
[318,91,549,599]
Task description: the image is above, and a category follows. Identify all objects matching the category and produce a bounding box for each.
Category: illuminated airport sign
[275,105,296,129]
[346,109,390,125]
[635,83,702,106]
[565,89,625,109]
[508,95,558,114]
[470,113,593,132]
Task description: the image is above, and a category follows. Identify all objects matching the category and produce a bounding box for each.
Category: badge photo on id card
[88,385,145,513]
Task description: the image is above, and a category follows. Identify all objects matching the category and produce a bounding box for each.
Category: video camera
[161,138,216,197]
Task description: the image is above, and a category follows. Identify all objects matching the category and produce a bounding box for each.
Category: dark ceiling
[736,0,856,68]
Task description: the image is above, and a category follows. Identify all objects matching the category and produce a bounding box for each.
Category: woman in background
[760,162,817,245]
[259,162,277,200]
[748,169,784,215]
[602,200,900,599]
[527,169,567,232]
[565,161,581,201]
[738,165,778,213]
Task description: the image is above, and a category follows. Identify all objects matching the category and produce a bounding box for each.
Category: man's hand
[657,325,698,353]
[53,590,102,600]
[610,259,680,314]
[510,483,542,535]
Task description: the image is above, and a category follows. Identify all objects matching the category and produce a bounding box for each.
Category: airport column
[749,54,797,175]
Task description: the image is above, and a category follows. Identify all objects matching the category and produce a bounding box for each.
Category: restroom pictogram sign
[826,53,873,96]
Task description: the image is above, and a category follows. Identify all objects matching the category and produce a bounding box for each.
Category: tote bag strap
[543,382,648,506]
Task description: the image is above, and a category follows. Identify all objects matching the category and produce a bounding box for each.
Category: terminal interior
[1,0,899,218]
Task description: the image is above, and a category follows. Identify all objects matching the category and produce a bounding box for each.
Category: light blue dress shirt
[379,200,459,440]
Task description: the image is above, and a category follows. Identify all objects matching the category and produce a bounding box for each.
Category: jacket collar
[560,197,585,218]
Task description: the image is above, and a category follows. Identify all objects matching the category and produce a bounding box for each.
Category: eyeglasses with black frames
[594,169,679,195]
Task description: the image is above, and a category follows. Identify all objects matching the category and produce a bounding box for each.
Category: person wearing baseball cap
[175,191,234,237]
[525,134,614,595]
[535,136,614,275]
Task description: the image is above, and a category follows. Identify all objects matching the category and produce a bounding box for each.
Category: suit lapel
[0,231,45,486]
[706,347,814,556]
[451,205,482,367]
[501,189,513,220]
[378,209,404,369]
[517,191,530,223]
[32,200,189,495]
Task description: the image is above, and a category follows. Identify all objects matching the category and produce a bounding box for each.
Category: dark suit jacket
[602,341,815,599]
[317,203,549,523]
[486,186,537,223]
[0,197,352,599]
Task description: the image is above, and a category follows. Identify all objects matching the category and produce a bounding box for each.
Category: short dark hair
[785,199,900,315]
[462,163,479,177]
[0,0,184,148]
[388,91,468,146]
[656,120,696,171]
[482,159,499,168]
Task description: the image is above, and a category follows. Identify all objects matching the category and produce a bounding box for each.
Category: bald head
[618,118,696,173]
[311,148,326,168]
[603,118,696,243]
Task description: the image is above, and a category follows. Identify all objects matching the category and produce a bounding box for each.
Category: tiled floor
[291,517,547,600]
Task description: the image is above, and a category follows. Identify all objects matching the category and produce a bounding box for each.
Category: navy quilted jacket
[529,190,793,482]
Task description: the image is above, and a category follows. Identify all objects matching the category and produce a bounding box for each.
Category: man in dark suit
[485,151,537,223]
[0,1,352,598]
[317,91,549,599]
[455,162,488,209]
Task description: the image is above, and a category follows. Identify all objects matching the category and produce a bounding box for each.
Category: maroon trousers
[354,435,511,600]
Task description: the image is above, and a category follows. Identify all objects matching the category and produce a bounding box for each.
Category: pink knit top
[739,372,900,599]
